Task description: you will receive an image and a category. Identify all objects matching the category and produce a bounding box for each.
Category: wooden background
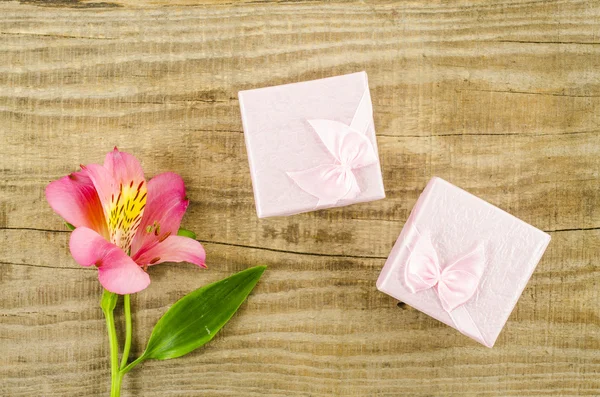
[1,0,599,395]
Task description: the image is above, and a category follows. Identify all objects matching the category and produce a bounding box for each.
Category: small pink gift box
[377,177,551,347]
[238,72,385,218]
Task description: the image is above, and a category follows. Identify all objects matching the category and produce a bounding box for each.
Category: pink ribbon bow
[286,89,378,207]
[405,232,485,313]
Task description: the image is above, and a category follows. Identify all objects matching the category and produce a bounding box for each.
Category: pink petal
[83,148,146,216]
[98,261,150,295]
[46,171,108,238]
[404,232,441,293]
[287,164,358,207]
[84,149,148,251]
[69,227,150,294]
[83,163,118,212]
[130,172,189,256]
[104,147,145,187]
[438,244,485,312]
[132,235,206,268]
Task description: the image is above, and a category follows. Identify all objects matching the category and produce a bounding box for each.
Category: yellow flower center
[108,180,147,250]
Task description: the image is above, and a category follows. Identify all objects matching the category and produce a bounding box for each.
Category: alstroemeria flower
[46,148,206,294]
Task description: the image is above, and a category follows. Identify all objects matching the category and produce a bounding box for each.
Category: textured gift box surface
[238,72,385,218]
[377,177,551,347]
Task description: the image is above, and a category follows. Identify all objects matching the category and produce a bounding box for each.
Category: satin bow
[405,232,485,313]
[286,89,378,207]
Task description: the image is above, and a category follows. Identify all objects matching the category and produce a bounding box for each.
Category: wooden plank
[0,0,599,395]
[1,228,599,396]
[1,131,599,256]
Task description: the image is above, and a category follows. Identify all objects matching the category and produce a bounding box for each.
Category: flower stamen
[108,178,147,251]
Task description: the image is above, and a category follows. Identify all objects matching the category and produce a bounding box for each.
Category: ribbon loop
[286,88,377,206]
[405,232,485,313]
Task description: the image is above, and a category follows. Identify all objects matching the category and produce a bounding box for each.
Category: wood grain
[0,1,598,396]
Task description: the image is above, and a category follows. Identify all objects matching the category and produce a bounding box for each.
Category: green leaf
[177,228,196,239]
[65,222,75,231]
[141,265,266,361]
[101,289,118,312]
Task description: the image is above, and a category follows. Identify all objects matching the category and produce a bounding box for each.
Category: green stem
[111,373,122,397]
[120,354,146,375]
[101,291,141,396]
[103,305,121,397]
[120,295,132,370]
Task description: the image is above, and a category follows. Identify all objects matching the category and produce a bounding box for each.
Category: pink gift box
[377,177,551,347]
[238,72,385,218]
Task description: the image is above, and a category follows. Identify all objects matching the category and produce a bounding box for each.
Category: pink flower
[46,148,206,294]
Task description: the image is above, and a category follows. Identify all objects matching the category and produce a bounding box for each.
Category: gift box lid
[377,177,551,347]
[238,72,385,218]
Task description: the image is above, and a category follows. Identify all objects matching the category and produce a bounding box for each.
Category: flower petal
[83,163,118,212]
[132,235,206,268]
[98,260,151,295]
[130,172,189,256]
[104,147,145,188]
[84,149,148,251]
[46,171,108,238]
[69,227,150,294]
